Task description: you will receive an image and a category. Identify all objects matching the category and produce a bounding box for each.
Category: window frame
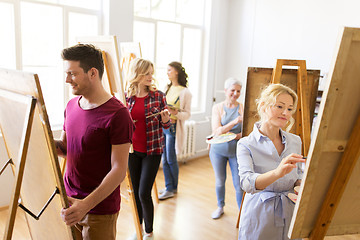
[0,0,103,128]
[133,0,206,112]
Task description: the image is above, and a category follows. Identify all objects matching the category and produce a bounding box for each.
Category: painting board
[0,68,74,239]
[243,67,320,137]
[77,36,125,102]
[289,27,360,238]
[120,42,142,91]
[120,42,142,58]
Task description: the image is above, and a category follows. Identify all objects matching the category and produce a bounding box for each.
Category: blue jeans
[162,123,178,192]
[209,148,243,209]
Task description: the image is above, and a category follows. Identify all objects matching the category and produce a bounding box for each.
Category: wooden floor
[1,156,359,240]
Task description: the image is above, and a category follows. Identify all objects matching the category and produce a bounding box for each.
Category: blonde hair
[256,83,298,132]
[126,58,157,97]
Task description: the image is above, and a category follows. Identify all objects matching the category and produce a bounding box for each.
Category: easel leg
[153,179,159,204]
[126,169,143,240]
[236,193,246,228]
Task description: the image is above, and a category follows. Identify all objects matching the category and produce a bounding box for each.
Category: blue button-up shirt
[237,122,303,240]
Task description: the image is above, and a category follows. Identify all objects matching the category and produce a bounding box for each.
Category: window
[0,2,16,69]
[0,0,102,127]
[133,0,206,111]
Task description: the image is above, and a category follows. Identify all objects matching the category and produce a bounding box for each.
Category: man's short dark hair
[61,44,104,79]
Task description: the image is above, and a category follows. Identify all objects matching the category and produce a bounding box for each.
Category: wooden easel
[0,69,74,240]
[102,50,143,240]
[236,59,313,228]
[289,27,360,239]
[271,59,311,156]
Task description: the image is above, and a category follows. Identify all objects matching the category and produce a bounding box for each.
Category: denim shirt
[236,122,302,240]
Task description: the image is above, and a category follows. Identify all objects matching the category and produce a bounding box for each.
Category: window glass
[60,0,101,10]
[156,21,181,67]
[155,67,167,92]
[21,2,64,125]
[31,0,101,10]
[68,12,99,46]
[134,0,150,17]
[133,21,155,62]
[134,0,206,111]
[182,28,201,108]
[151,0,176,21]
[176,0,204,25]
[23,66,64,125]
[0,3,16,69]
[21,2,63,66]
[31,0,57,3]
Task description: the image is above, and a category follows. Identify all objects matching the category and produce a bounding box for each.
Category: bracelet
[162,119,170,124]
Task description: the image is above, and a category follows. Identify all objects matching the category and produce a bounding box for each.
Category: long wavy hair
[256,83,298,132]
[126,58,157,97]
[165,61,188,94]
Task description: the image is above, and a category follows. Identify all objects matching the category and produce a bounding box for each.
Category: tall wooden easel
[236,59,314,228]
[271,59,311,156]
[0,69,75,240]
[75,36,143,240]
[289,26,360,240]
[102,52,143,240]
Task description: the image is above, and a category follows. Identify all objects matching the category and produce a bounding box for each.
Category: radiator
[177,120,196,161]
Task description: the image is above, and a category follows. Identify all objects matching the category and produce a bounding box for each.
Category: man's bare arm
[61,142,130,226]
[55,130,67,157]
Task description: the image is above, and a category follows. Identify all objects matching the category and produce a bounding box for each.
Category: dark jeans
[128,151,161,234]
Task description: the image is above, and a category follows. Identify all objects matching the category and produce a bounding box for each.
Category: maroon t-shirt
[63,96,134,214]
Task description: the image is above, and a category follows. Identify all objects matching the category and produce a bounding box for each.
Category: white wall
[106,0,133,44]
[219,0,360,93]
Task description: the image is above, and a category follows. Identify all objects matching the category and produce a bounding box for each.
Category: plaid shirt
[127,90,170,155]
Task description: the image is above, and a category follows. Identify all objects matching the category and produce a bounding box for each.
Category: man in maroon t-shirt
[55,44,134,240]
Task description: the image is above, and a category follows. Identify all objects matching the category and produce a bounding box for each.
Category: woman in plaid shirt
[126,58,170,240]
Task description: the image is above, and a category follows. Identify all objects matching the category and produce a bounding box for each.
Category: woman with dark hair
[158,61,192,200]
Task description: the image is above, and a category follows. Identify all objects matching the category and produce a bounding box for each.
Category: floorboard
[1,156,359,239]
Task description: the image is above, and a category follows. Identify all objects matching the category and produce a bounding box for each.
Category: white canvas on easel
[119,42,142,92]
[76,36,125,102]
[0,68,74,240]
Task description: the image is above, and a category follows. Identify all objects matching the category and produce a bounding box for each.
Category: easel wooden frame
[289,26,360,239]
[0,69,74,240]
[242,67,320,138]
[76,36,144,240]
[236,60,318,228]
[271,59,311,156]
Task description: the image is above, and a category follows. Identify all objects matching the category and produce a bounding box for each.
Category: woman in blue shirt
[237,83,305,240]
